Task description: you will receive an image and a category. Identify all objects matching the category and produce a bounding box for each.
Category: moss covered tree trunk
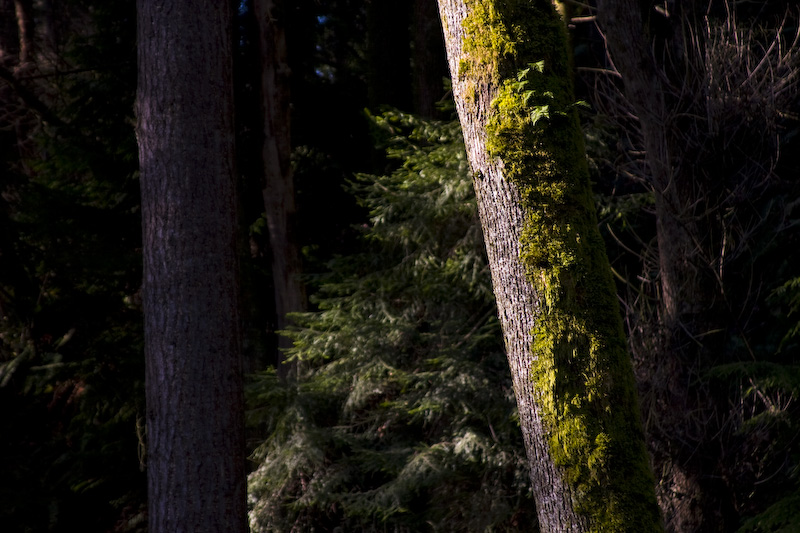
[436,1,662,530]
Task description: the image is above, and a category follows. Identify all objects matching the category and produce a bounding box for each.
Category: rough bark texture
[136,1,247,531]
[254,0,305,380]
[437,1,662,531]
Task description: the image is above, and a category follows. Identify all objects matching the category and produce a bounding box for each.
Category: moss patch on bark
[458,0,662,530]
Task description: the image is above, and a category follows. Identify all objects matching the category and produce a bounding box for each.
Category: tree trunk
[436,1,662,530]
[13,0,33,64]
[594,3,734,530]
[367,0,412,110]
[136,1,247,531]
[254,0,305,380]
[0,0,19,61]
[594,0,705,333]
[39,0,58,59]
[412,0,449,117]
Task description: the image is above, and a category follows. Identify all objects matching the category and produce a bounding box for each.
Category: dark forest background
[2,1,800,531]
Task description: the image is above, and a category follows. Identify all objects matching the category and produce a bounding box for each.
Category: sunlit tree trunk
[437,0,662,530]
[136,1,247,531]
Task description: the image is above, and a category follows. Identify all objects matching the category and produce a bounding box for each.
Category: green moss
[459,1,661,530]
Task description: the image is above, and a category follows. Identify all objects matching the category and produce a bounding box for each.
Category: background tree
[412,0,451,118]
[234,0,451,375]
[587,1,800,529]
[253,0,306,379]
[436,0,660,530]
[136,0,246,531]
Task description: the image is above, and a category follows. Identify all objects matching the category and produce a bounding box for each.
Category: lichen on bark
[457,0,661,530]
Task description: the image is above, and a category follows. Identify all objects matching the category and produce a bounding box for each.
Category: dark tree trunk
[367,0,412,110]
[39,0,58,58]
[412,0,449,117]
[594,0,700,333]
[595,3,734,530]
[12,0,33,64]
[136,1,247,531]
[0,0,19,61]
[254,0,305,380]
[436,0,662,531]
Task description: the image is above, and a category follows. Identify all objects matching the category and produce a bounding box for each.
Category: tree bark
[437,1,662,530]
[594,4,741,531]
[412,0,449,117]
[254,0,305,380]
[136,1,247,531]
[13,0,33,64]
[367,0,412,110]
[594,0,700,332]
[0,0,19,61]
[39,0,58,59]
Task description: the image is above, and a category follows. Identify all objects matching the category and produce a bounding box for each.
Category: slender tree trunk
[254,0,305,380]
[437,1,661,530]
[367,0,412,110]
[39,0,58,59]
[136,1,247,531]
[595,3,732,530]
[13,0,33,64]
[594,0,700,332]
[0,0,20,61]
[412,0,449,117]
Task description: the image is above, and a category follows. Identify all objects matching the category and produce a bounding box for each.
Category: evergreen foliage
[247,112,536,532]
